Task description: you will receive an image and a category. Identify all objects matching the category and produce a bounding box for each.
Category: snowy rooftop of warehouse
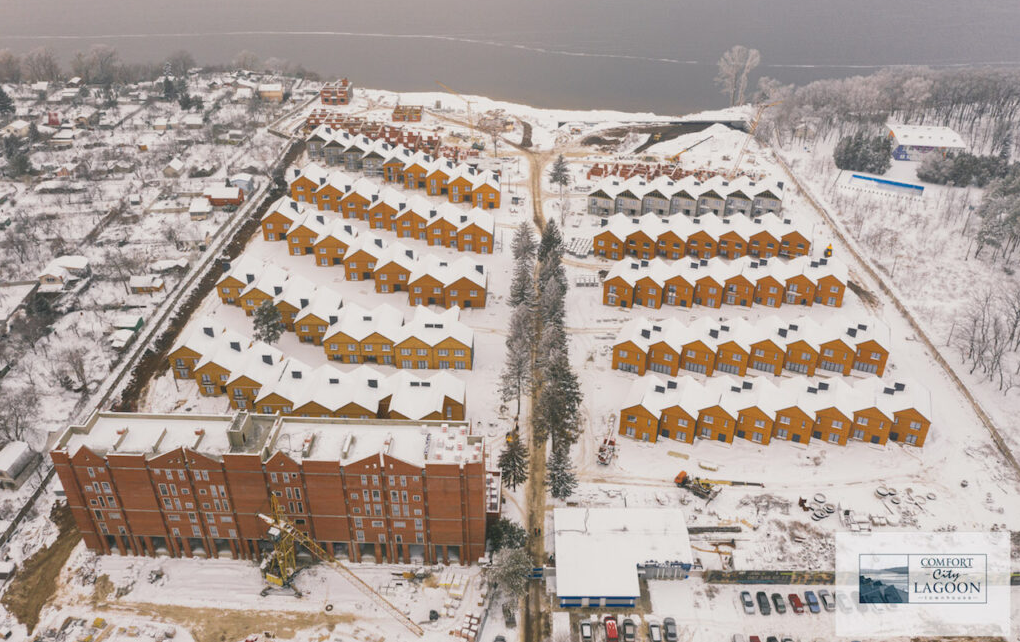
[55,410,481,466]
[553,507,692,600]
[887,123,966,149]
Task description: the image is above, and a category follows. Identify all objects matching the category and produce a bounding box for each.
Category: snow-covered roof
[189,198,213,214]
[203,185,243,201]
[887,123,966,149]
[0,441,32,477]
[129,275,163,289]
[554,507,692,600]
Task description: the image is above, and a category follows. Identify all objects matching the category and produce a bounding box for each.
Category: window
[831,419,843,429]
[857,417,869,426]
[909,421,922,430]
[828,433,840,443]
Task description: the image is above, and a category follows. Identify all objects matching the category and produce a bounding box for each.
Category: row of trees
[973,173,1020,262]
[757,67,1020,159]
[955,283,1020,395]
[832,133,892,175]
[0,46,320,85]
[917,149,1018,188]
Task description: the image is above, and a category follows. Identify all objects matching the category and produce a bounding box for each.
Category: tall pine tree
[0,86,13,118]
[547,441,577,500]
[497,429,529,491]
[511,221,536,262]
[499,306,534,414]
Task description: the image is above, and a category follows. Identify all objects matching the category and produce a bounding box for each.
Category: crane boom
[727,100,783,180]
[258,500,424,637]
[435,80,479,143]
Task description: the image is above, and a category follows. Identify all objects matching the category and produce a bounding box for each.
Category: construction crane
[674,470,764,501]
[668,135,714,165]
[435,80,480,144]
[258,496,425,637]
[726,100,783,180]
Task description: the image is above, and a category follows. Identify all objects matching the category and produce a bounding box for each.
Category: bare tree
[0,385,40,442]
[21,47,61,82]
[0,49,21,83]
[165,50,196,78]
[232,50,260,72]
[715,45,760,107]
[56,347,89,390]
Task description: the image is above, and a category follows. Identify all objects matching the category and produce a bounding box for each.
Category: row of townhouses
[619,374,931,447]
[594,212,812,261]
[51,411,493,563]
[587,174,784,218]
[304,110,441,153]
[169,316,467,420]
[265,188,495,254]
[218,250,488,310]
[612,315,890,378]
[303,129,502,208]
[603,256,848,310]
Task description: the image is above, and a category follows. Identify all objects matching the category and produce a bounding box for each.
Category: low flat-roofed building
[553,507,693,608]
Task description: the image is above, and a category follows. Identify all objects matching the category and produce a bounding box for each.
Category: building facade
[52,412,492,565]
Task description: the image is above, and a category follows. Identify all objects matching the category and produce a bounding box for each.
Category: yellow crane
[435,80,480,143]
[727,100,783,179]
[258,496,424,637]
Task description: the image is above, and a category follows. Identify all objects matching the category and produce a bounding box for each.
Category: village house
[128,275,165,294]
[38,255,90,291]
[313,219,359,267]
[261,196,304,241]
[204,185,244,208]
[294,288,345,345]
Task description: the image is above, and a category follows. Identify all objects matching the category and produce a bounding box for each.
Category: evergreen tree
[252,300,284,344]
[488,547,531,597]
[499,306,534,414]
[548,155,570,192]
[833,133,891,175]
[537,220,564,267]
[26,123,39,144]
[534,349,582,445]
[488,517,528,553]
[7,152,30,178]
[547,442,577,500]
[497,429,529,492]
[0,86,13,117]
[511,221,536,262]
[508,254,536,308]
[537,274,566,328]
[162,76,178,101]
[178,93,193,110]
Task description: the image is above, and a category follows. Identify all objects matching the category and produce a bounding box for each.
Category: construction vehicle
[435,80,480,144]
[597,428,617,465]
[668,135,714,165]
[824,244,833,258]
[674,470,764,501]
[257,496,424,637]
[727,100,783,180]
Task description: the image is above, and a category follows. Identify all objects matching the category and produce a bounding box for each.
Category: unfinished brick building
[51,411,496,565]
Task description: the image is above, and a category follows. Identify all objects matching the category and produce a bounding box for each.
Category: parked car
[749,637,762,642]
[740,591,756,614]
[494,637,506,642]
[819,589,836,612]
[732,635,747,642]
[804,591,821,614]
[787,593,805,614]
[771,593,786,614]
[604,616,619,642]
[835,591,853,613]
[781,638,795,642]
[662,618,677,642]
[647,621,663,642]
[622,618,636,642]
[766,637,780,642]
[756,591,772,615]
[579,620,593,642]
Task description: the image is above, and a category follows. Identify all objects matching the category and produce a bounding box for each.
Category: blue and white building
[887,124,966,161]
[553,507,694,608]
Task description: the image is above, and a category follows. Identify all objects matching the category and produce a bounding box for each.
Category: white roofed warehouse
[887,123,966,161]
[553,507,694,608]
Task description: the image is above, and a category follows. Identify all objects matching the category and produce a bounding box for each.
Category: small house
[0,441,36,490]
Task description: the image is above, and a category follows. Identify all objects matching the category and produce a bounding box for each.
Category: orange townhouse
[693,273,724,309]
[273,275,317,331]
[426,161,454,197]
[773,404,815,444]
[448,171,474,204]
[594,225,627,261]
[288,163,328,203]
[456,210,495,254]
[753,273,786,308]
[426,210,459,249]
[470,172,500,209]
[402,154,431,191]
[167,317,226,379]
[780,229,811,258]
[286,213,325,257]
[696,404,737,443]
[393,196,431,240]
[662,273,694,308]
[748,229,781,259]
[340,179,376,221]
[735,404,774,446]
[261,197,302,241]
[311,172,352,213]
[374,243,417,294]
[443,259,487,309]
[342,234,385,282]
[216,256,264,306]
[294,290,344,345]
[239,264,289,316]
[313,220,358,267]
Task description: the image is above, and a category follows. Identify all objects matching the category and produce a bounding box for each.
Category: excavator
[674,470,764,501]
[258,496,425,637]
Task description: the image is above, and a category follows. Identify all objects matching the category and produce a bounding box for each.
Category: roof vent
[410,381,420,387]
[666,380,677,389]
[708,329,719,339]
[289,201,299,212]
[894,382,905,391]
[654,385,665,393]
[229,341,241,352]
[329,377,339,384]
[819,258,828,266]
[847,328,857,337]
[405,249,414,258]
[368,379,378,388]
[699,259,708,266]
[292,370,302,379]
[374,238,383,248]
[807,386,817,394]
[640,329,650,339]
[720,325,729,332]
[778,328,788,338]
[245,274,255,283]
[742,381,753,389]
[818,382,829,390]
[421,381,430,387]
[315,215,324,225]
[262,354,273,365]
[652,325,662,332]
[753,218,762,224]
[273,286,283,295]
[475,264,484,274]
[883,387,894,395]
[759,258,768,266]
[783,218,791,225]
[730,386,741,392]
[299,298,310,308]
[328,315,338,324]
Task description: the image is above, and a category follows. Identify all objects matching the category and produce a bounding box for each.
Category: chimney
[666,380,677,389]
[475,265,484,273]
[328,315,338,324]
[368,379,378,388]
[292,370,302,379]
[640,329,650,339]
[654,385,665,393]
[299,298,309,308]
[818,382,829,390]
[316,215,324,225]
[374,238,383,248]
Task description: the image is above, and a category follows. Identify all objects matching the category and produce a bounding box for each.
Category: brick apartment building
[52,412,496,565]
[320,78,353,105]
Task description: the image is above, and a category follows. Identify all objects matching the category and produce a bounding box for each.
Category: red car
[787,593,805,614]
[749,637,762,642]
[604,616,619,642]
